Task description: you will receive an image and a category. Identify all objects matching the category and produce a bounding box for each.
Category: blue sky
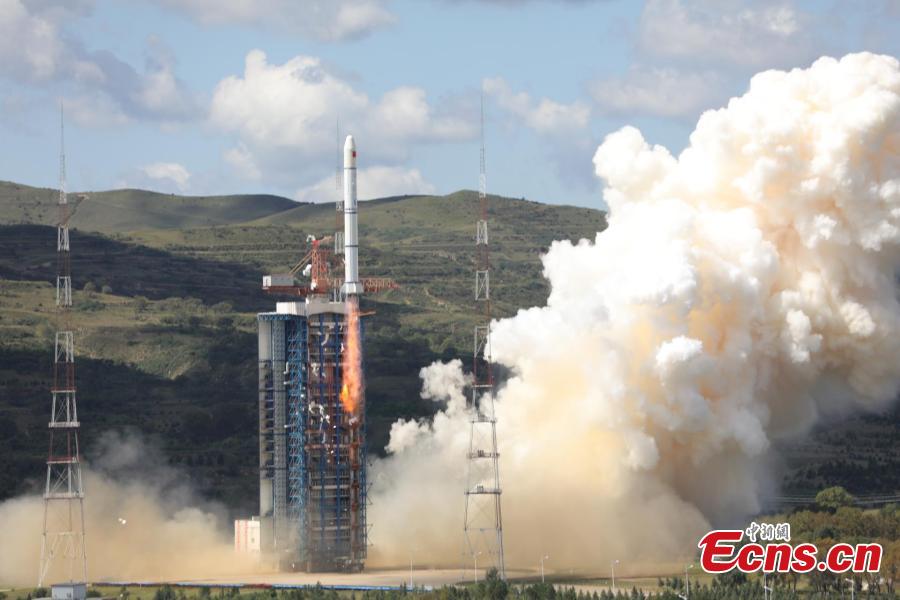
[1,0,898,208]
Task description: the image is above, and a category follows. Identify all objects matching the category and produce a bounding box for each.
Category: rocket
[342,135,362,296]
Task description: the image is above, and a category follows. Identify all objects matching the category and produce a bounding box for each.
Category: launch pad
[95,567,537,590]
[244,135,395,572]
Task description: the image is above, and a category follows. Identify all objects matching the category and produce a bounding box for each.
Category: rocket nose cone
[344,134,357,166]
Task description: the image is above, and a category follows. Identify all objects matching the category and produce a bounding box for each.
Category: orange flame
[341,297,362,416]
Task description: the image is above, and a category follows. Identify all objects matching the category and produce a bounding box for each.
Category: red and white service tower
[39,107,88,588]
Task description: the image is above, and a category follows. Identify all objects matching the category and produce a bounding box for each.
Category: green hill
[0,182,607,516]
[0,180,299,231]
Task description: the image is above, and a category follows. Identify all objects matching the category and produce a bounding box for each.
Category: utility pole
[678,564,694,600]
[611,559,619,594]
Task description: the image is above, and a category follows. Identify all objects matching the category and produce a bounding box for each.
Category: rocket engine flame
[368,53,900,570]
[342,297,363,415]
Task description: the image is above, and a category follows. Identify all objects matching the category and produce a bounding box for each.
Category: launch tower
[256,136,393,571]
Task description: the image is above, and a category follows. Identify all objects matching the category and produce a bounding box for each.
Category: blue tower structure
[257,298,367,572]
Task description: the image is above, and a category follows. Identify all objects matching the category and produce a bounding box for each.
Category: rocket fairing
[343,135,362,296]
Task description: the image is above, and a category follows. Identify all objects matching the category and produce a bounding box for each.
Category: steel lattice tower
[39,106,88,587]
[463,93,506,579]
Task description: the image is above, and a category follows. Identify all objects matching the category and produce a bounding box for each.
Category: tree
[133,296,149,317]
[478,568,508,600]
[815,486,855,512]
[716,571,746,588]
[154,586,177,600]
[884,539,900,595]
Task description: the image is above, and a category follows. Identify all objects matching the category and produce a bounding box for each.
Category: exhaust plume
[369,53,900,570]
[0,431,258,586]
[341,297,363,415]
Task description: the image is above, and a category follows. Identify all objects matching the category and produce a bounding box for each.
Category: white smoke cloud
[0,431,258,586]
[385,360,471,455]
[369,52,900,570]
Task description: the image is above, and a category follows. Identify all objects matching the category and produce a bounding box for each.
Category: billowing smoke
[0,431,259,586]
[369,53,900,571]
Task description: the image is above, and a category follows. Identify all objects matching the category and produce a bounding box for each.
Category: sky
[1,0,899,208]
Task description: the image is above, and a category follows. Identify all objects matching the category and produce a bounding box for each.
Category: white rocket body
[342,135,362,296]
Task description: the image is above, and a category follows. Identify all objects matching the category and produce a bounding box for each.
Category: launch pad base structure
[255,298,367,572]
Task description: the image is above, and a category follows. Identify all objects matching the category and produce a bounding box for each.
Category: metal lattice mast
[464,92,506,579]
[39,105,88,587]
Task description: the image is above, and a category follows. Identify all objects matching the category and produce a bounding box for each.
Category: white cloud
[0,87,41,134]
[22,0,96,20]
[483,77,590,135]
[139,162,191,192]
[211,51,368,155]
[638,0,814,68]
[483,77,596,189]
[295,166,436,203]
[443,0,606,4]
[66,92,131,127]
[590,67,725,118]
[369,86,473,144]
[132,39,200,120]
[0,1,199,123]
[223,144,261,181]
[211,50,474,182]
[0,0,73,81]
[149,0,395,41]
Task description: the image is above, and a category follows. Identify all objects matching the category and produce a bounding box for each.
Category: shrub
[816,486,855,512]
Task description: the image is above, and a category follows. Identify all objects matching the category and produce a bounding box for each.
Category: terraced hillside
[0,183,607,515]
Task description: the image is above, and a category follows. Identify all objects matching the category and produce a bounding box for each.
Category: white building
[234,517,262,554]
